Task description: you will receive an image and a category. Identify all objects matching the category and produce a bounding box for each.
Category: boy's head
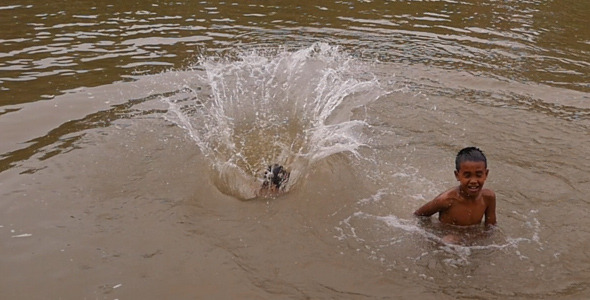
[262,164,289,190]
[454,147,489,198]
[455,147,487,171]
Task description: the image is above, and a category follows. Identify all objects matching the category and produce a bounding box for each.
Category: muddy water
[1,1,589,299]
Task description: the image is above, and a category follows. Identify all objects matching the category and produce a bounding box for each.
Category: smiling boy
[414,147,496,229]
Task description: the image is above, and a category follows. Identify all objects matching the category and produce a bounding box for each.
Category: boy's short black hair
[455,147,487,170]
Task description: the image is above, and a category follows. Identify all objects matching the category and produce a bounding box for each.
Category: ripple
[0,0,587,107]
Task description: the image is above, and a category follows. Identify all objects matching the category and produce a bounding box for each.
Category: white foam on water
[164,43,387,199]
[334,187,545,270]
[11,233,33,238]
[357,188,388,206]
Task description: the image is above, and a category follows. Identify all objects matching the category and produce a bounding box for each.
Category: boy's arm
[414,194,451,217]
[484,190,497,228]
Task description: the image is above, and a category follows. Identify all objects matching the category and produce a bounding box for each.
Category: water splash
[336,207,542,270]
[165,43,386,199]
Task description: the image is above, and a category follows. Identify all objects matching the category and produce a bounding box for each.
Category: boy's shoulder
[434,187,460,206]
[442,186,461,198]
[481,188,496,201]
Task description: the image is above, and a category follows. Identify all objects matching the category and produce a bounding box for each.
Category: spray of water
[165,43,386,199]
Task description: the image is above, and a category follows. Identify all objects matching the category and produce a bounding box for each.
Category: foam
[163,43,387,199]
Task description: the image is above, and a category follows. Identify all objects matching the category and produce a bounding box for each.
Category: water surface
[1,1,589,299]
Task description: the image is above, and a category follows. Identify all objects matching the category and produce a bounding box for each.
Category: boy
[258,164,290,197]
[414,147,496,229]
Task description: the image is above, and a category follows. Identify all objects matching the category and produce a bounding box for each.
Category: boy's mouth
[467,185,480,193]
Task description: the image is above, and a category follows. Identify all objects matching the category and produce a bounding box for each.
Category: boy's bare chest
[440,198,486,226]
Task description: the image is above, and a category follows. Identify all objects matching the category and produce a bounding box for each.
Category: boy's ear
[454,170,459,180]
[485,169,489,177]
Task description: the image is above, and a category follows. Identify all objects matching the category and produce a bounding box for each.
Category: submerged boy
[258,164,290,197]
[414,147,496,231]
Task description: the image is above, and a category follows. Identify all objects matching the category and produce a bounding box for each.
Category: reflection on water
[1,0,588,106]
[1,0,589,299]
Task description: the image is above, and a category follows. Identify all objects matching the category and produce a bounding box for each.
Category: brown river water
[1,0,589,299]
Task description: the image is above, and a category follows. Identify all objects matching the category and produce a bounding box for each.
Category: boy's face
[454,160,488,198]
